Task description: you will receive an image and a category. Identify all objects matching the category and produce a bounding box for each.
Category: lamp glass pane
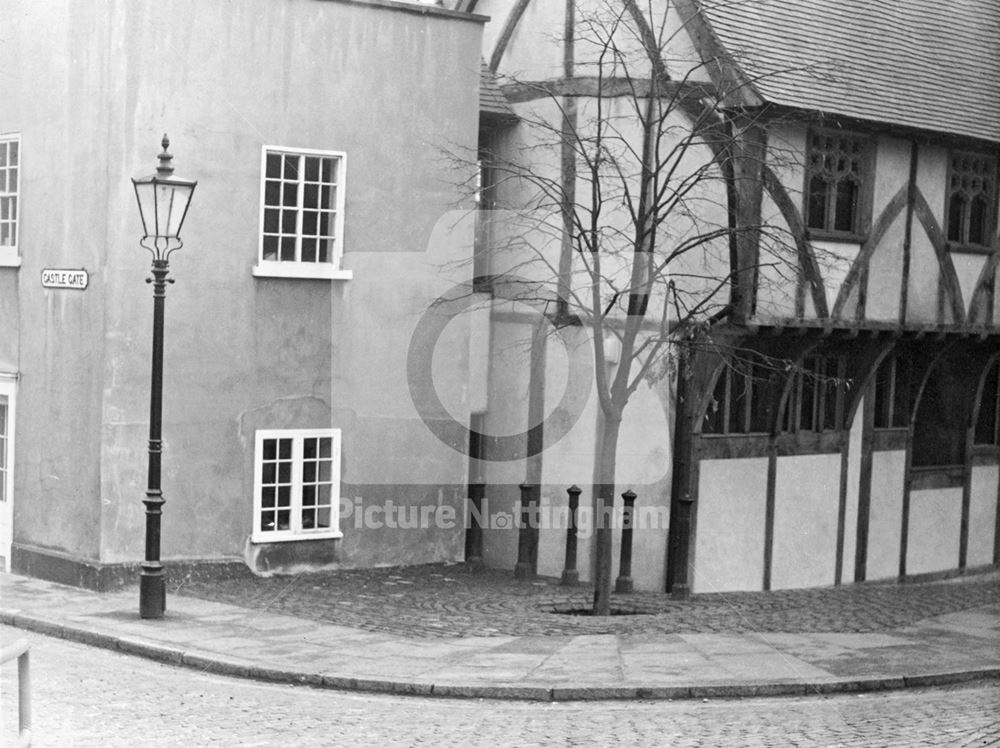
[133,181,156,237]
[155,182,195,238]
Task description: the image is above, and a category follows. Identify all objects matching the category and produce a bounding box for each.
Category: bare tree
[472,0,805,614]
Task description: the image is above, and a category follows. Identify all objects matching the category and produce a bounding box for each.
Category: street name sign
[41,268,89,290]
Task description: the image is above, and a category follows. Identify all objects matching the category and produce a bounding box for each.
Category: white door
[0,377,15,572]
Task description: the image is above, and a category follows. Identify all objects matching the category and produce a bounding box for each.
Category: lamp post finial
[157,134,174,177]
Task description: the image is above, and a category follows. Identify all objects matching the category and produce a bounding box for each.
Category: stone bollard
[514,482,537,579]
[560,485,582,585]
[615,489,637,593]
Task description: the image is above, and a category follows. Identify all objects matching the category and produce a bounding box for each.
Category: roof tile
[703,0,1000,143]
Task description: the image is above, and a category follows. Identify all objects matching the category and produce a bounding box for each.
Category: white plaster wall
[754,192,798,320]
[478,0,563,80]
[480,317,534,570]
[535,485,574,581]
[915,144,949,228]
[951,253,988,317]
[905,231,940,324]
[967,465,999,567]
[872,136,911,219]
[617,379,672,591]
[770,453,840,590]
[755,123,804,322]
[467,299,492,414]
[866,450,906,580]
[813,239,860,317]
[692,457,768,593]
[537,323,598,584]
[864,213,905,322]
[906,488,962,575]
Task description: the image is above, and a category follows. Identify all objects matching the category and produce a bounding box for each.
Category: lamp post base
[139,565,166,619]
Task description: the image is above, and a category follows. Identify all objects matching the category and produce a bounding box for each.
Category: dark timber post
[667,349,695,600]
[561,484,582,585]
[615,489,637,593]
[514,482,537,579]
[465,415,485,568]
[465,482,485,568]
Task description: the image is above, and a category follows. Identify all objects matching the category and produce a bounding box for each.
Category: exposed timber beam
[501,76,715,104]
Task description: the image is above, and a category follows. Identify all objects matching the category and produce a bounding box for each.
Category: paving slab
[2,569,999,700]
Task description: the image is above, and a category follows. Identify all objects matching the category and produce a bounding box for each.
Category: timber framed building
[470,0,1000,594]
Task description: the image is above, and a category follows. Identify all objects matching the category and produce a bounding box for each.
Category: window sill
[251,530,344,544]
[0,254,22,269]
[252,262,353,280]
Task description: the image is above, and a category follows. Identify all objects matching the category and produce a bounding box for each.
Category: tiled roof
[480,61,516,120]
[702,0,1000,144]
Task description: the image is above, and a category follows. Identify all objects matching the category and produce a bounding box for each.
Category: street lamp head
[132,134,197,261]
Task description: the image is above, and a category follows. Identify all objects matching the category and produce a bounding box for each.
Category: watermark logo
[406,274,594,461]
[338,495,668,540]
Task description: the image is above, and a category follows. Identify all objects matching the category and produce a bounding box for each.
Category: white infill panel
[812,239,861,319]
[771,453,840,590]
[967,465,999,567]
[693,457,768,593]
[950,252,988,317]
[866,450,906,580]
[907,488,962,575]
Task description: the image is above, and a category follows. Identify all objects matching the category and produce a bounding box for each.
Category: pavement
[1,565,998,701]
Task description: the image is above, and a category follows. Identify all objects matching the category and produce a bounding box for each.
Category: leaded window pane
[946,151,996,247]
[969,194,987,246]
[807,175,828,230]
[805,131,868,234]
[834,179,858,232]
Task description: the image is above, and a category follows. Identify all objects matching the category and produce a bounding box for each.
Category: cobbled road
[2,625,998,747]
[174,563,1000,638]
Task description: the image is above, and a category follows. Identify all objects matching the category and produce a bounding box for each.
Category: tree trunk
[592,412,622,616]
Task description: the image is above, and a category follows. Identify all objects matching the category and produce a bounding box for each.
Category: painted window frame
[251,428,343,543]
[803,128,874,242]
[0,134,21,268]
[944,149,997,252]
[252,146,352,280]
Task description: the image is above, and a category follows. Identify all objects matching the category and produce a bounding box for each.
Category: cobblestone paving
[2,625,998,747]
[172,563,1000,639]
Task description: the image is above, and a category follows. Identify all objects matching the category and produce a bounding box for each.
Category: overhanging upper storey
[699,0,1000,145]
[678,1,1000,332]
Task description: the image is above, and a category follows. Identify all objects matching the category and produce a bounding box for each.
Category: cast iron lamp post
[131,135,196,619]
